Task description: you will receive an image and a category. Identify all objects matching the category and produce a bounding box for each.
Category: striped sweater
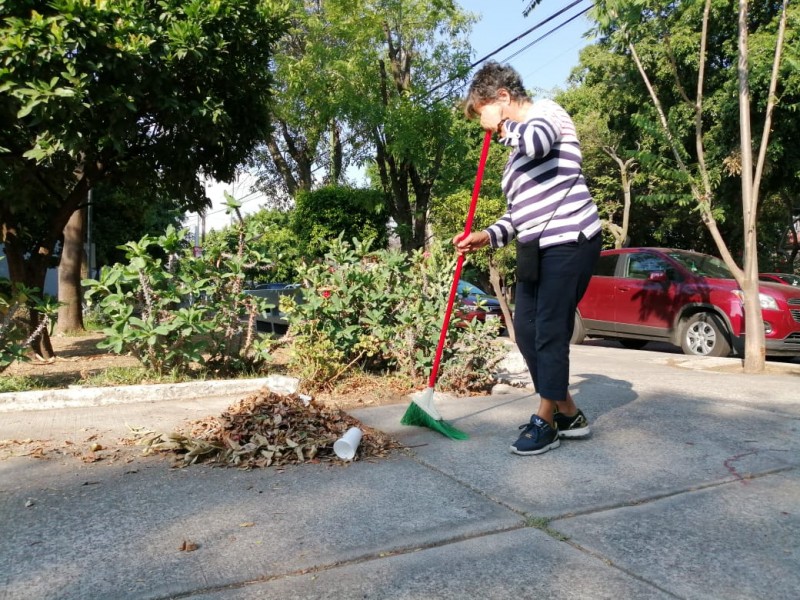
[484,99,601,249]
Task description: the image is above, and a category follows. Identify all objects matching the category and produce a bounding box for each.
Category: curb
[0,377,275,413]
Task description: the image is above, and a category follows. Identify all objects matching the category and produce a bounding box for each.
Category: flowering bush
[282,236,505,391]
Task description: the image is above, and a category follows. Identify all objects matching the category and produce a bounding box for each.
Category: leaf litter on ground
[127,388,402,468]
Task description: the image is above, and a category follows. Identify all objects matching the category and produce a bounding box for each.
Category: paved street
[1,343,798,599]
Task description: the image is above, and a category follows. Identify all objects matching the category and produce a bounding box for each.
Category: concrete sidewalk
[1,344,799,599]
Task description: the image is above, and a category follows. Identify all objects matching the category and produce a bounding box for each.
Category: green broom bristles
[401,401,469,440]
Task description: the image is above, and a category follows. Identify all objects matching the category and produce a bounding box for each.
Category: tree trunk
[738,0,766,373]
[488,259,514,342]
[57,207,86,334]
[329,121,343,184]
[3,238,55,359]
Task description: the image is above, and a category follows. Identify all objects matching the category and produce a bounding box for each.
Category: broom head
[401,388,469,440]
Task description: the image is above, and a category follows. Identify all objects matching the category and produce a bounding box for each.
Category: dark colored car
[573,248,800,357]
[759,273,800,287]
[244,283,302,331]
[457,280,505,326]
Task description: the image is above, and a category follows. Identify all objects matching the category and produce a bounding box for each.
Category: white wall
[0,244,59,297]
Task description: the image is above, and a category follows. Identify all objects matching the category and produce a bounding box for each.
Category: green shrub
[83,225,274,377]
[0,277,59,374]
[282,236,505,391]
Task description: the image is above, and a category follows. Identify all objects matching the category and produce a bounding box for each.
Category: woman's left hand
[452,231,490,255]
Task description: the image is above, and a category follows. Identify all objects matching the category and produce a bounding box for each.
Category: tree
[56,206,85,334]
[203,207,301,285]
[558,46,650,249]
[248,1,347,204]
[291,186,388,259]
[0,0,289,357]
[585,0,793,372]
[324,0,474,251]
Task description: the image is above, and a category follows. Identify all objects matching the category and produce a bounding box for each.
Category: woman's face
[474,90,510,131]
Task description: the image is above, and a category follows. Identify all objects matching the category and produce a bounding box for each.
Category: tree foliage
[291,186,388,260]
[0,0,290,356]
[251,0,476,250]
[571,0,795,372]
[203,207,301,285]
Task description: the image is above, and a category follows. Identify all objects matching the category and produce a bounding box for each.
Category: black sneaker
[554,409,591,439]
[510,416,560,455]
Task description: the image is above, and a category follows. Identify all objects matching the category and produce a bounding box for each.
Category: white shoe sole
[559,426,591,439]
[509,438,560,456]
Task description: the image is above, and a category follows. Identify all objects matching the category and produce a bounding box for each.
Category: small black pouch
[516,239,541,283]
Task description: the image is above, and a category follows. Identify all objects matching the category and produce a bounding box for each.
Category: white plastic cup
[333,427,363,461]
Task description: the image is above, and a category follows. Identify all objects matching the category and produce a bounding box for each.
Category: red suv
[572,248,800,357]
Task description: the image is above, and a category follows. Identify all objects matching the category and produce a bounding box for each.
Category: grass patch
[525,516,569,541]
[0,375,50,394]
[81,366,191,387]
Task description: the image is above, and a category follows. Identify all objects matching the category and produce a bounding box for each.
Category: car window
[624,253,671,280]
[458,281,489,296]
[781,274,800,286]
[667,251,732,278]
[594,255,617,276]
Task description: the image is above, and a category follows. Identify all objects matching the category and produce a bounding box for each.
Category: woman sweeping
[454,61,602,456]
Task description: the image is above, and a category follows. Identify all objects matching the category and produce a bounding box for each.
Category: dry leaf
[179,540,198,552]
[126,389,401,469]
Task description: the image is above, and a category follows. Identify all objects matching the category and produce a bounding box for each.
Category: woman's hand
[452,231,490,256]
[479,103,504,133]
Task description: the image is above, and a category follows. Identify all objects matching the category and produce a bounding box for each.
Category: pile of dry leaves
[129,388,402,468]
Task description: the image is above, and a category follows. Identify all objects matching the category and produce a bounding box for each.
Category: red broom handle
[428,130,493,388]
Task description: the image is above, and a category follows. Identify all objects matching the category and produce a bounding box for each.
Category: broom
[401,130,493,440]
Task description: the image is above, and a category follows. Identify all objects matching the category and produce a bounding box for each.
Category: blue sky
[457,0,596,95]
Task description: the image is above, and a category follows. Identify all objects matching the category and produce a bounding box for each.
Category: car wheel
[619,338,648,350]
[570,312,586,345]
[680,313,731,357]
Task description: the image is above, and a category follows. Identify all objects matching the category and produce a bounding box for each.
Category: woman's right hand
[452,231,490,256]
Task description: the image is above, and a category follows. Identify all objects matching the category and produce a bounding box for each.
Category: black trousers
[513,233,601,401]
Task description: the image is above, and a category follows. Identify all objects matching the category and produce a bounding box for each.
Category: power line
[500,6,592,65]
[286,2,596,179]
[312,2,596,173]
[422,0,593,101]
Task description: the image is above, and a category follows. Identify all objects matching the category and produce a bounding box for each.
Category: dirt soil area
[1,332,412,465]
[3,331,411,410]
[4,332,140,388]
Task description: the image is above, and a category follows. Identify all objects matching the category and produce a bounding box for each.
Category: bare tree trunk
[57,207,86,334]
[737,0,765,372]
[488,259,514,342]
[603,149,635,249]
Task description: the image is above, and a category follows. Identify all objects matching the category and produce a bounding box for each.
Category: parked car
[573,248,800,357]
[243,283,302,332]
[457,280,505,326]
[759,273,800,287]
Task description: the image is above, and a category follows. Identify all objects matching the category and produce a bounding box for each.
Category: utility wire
[501,6,592,65]
[281,2,595,179]
[308,2,595,174]
[422,0,592,101]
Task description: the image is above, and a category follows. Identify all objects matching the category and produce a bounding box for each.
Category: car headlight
[733,290,779,310]
[759,293,779,310]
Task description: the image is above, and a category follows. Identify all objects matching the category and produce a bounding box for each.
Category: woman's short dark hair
[463,61,530,119]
